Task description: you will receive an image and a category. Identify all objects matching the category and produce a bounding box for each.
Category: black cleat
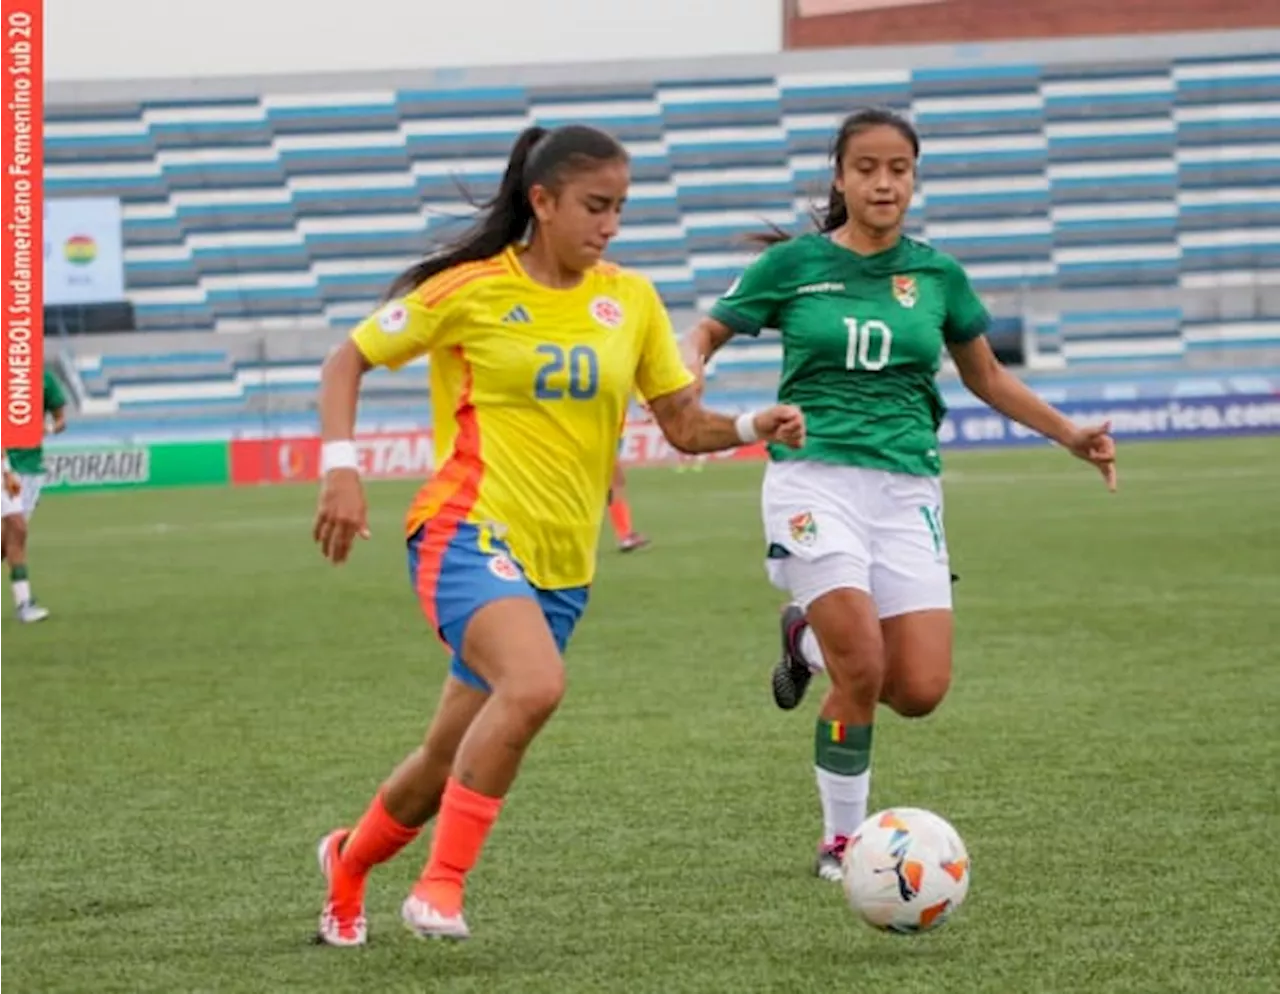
[771,604,813,711]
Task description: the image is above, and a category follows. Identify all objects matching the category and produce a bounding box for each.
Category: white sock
[815,766,871,846]
[12,579,30,606]
[799,627,826,673]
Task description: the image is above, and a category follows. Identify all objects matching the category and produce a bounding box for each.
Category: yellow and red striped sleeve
[350,260,505,370]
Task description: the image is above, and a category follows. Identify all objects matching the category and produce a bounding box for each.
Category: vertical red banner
[2,0,43,448]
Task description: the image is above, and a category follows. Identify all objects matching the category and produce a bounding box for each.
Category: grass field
[3,437,1278,994]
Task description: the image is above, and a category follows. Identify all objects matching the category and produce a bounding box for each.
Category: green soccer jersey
[6,370,68,475]
[709,233,990,478]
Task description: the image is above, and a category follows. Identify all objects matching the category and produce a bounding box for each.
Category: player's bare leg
[805,589,883,882]
[316,677,486,947]
[402,597,567,940]
[773,575,956,710]
[878,610,953,718]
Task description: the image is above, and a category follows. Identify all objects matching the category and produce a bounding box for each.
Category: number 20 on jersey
[535,343,600,400]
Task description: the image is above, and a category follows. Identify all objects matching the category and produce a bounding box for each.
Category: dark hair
[386,124,628,299]
[751,107,920,246]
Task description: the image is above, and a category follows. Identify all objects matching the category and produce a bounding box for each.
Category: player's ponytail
[385,124,627,300]
[385,126,547,299]
[748,107,919,247]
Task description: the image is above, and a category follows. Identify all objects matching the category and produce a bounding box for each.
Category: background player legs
[608,465,648,552]
[1,508,46,623]
[805,588,883,879]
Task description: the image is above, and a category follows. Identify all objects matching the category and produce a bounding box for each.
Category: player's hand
[3,471,20,498]
[753,404,806,449]
[1065,421,1118,492]
[313,468,371,564]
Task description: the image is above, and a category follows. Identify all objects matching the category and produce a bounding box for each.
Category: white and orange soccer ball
[841,807,971,934]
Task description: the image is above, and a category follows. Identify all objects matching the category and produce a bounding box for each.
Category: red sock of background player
[609,496,633,539]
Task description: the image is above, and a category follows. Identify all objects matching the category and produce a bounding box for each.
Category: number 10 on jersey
[844,318,892,371]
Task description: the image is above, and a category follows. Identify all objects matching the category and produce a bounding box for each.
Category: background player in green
[681,109,1118,881]
[2,368,68,622]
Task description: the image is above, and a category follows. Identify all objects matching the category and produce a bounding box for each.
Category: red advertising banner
[1,0,43,448]
[230,432,435,485]
[230,423,768,485]
[229,436,322,485]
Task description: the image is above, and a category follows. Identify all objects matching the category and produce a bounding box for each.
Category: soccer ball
[841,807,971,934]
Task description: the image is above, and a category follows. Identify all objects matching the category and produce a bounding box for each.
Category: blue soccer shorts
[406,520,588,693]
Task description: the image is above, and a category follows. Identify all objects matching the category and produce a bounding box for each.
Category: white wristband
[734,411,760,445]
[321,440,359,474]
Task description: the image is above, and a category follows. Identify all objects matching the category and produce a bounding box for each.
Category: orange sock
[340,790,421,877]
[609,497,633,539]
[414,777,504,916]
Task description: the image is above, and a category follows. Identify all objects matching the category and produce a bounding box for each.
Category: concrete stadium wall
[46,0,783,83]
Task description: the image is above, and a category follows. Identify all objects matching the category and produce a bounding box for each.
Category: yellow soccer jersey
[351,247,694,589]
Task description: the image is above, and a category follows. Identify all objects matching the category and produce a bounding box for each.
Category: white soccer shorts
[761,460,952,620]
[2,473,44,521]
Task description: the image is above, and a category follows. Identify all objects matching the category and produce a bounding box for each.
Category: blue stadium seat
[1058,307,1185,363]
[36,50,1280,366]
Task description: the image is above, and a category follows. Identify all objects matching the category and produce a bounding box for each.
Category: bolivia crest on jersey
[892,275,917,309]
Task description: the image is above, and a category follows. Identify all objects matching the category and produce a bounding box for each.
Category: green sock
[10,564,31,607]
[814,718,873,776]
[815,719,874,845]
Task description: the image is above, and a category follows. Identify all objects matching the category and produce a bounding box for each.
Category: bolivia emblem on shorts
[488,554,521,582]
[892,275,918,309]
[788,511,817,545]
[589,296,624,329]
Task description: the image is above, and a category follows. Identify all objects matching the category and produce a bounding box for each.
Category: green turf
[3,438,1278,993]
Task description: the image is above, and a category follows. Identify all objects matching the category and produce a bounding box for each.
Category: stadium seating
[42,50,1280,428]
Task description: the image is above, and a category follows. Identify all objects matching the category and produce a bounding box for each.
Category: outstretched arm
[948,336,1117,491]
[646,384,804,455]
[314,341,374,563]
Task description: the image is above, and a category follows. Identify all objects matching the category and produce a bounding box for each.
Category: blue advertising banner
[938,393,1280,449]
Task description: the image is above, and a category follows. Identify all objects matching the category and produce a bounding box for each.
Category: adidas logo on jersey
[502,305,533,324]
